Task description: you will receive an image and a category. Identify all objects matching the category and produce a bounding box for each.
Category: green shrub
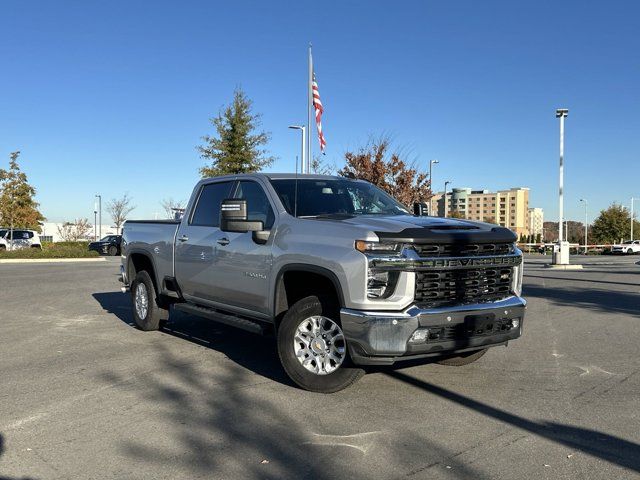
[0,241,99,259]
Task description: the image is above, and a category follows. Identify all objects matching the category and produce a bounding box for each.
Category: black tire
[108,245,118,256]
[131,270,168,331]
[627,248,634,255]
[437,348,488,366]
[277,295,364,393]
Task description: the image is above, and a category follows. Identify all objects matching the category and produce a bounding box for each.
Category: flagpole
[307,43,313,174]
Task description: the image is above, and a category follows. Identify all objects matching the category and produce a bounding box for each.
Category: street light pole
[95,194,102,239]
[632,197,639,241]
[444,180,451,218]
[554,108,569,265]
[580,198,588,254]
[94,199,98,241]
[429,159,439,215]
[289,125,306,173]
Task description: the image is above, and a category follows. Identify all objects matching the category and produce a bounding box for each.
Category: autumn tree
[310,155,335,175]
[198,88,275,177]
[591,203,639,244]
[0,151,45,231]
[448,210,466,219]
[57,218,93,241]
[107,194,135,231]
[160,198,186,219]
[338,138,431,207]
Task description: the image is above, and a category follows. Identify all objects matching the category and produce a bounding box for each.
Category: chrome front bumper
[340,296,526,365]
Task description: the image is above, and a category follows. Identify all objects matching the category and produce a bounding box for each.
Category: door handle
[178,235,189,242]
[217,237,230,246]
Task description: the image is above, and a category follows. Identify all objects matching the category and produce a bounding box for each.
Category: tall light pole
[632,197,639,241]
[444,180,451,218]
[94,199,98,241]
[95,194,102,239]
[554,108,569,265]
[289,125,306,174]
[429,159,439,215]
[580,198,588,254]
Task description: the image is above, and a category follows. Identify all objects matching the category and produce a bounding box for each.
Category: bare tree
[310,156,335,175]
[57,218,93,241]
[107,194,135,231]
[160,198,186,219]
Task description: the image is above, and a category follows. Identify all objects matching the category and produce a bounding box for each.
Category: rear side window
[190,182,234,227]
[233,181,275,229]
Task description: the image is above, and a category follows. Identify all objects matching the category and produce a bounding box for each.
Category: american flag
[312,72,326,153]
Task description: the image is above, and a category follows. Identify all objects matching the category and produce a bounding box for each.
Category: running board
[174,303,268,335]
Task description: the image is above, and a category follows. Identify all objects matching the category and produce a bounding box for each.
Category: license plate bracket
[465,313,496,335]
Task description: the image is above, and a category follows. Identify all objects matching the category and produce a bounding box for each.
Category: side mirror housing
[413,202,428,216]
[220,199,263,233]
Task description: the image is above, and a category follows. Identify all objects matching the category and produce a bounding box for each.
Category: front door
[211,180,276,316]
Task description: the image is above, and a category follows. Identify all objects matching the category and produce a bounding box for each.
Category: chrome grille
[412,243,513,258]
[415,268,513,308]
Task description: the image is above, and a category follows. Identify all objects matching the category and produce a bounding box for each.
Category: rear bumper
[340,296,526,366]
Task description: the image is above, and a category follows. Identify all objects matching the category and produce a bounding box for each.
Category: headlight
[355,240,402,255]
[512,263,524,296]
[367,269,399,299]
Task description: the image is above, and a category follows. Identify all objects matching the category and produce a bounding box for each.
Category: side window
[190,181,234,227]
[234,181,275,229]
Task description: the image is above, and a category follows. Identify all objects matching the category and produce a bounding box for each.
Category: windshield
[100,236,117,242]
[270,179,410,217]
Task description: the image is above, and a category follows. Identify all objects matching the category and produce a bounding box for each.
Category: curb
[0,257,107,264]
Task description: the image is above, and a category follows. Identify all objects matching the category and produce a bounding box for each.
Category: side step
[174,303,268,335]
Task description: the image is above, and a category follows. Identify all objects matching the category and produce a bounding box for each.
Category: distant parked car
[611,240,640,255]
[0,229,42,250]
[88,235,122,256]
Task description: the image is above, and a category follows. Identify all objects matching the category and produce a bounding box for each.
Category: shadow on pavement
[523,284,640,318]
[0,434,37,480]
[525,273,640,288]
[92,291,293,387]
[386,371,640,473]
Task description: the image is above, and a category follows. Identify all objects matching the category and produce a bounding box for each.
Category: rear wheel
[277,295,364,393]
[437,348,488,366]
[131,270,168,331]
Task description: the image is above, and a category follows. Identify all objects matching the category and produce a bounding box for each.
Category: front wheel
[277,296,364,393]
[108,245,118,256]
[627,248,634,255]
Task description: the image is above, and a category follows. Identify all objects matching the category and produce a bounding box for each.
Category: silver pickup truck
[121,173,525,392]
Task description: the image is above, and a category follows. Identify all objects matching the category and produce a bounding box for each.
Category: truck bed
[123,220,180,285]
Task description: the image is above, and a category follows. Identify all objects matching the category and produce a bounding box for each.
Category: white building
[528,207,544,239]
[40,222,119,243]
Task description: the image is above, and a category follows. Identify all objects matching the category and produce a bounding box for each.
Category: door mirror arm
[252,230,270,245]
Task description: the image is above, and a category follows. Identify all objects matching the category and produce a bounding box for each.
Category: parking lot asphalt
[1,256,639,479]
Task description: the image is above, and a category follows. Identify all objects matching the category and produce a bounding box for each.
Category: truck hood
[312,214,516,244]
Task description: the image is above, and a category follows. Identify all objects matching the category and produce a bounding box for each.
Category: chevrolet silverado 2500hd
[121,174,526,392]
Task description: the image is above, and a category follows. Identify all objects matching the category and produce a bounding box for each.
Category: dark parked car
[88,235,122,256]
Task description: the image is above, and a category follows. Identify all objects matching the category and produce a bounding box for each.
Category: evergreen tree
[198,88,275,177]
[0,151,45,231]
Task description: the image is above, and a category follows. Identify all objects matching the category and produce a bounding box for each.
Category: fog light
[511,318,520,329]
[409,328,429,343]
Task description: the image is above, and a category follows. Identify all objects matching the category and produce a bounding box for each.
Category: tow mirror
[220,199,269,244]
[413,202,428,216]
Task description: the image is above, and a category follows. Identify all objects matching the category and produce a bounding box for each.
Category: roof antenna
[294,155,299,218]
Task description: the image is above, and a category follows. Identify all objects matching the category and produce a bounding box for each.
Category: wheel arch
[273,264,346,329]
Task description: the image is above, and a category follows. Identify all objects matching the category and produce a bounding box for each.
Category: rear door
[174,180,235,303]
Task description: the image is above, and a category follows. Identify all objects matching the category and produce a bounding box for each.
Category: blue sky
[1,0,638,223]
